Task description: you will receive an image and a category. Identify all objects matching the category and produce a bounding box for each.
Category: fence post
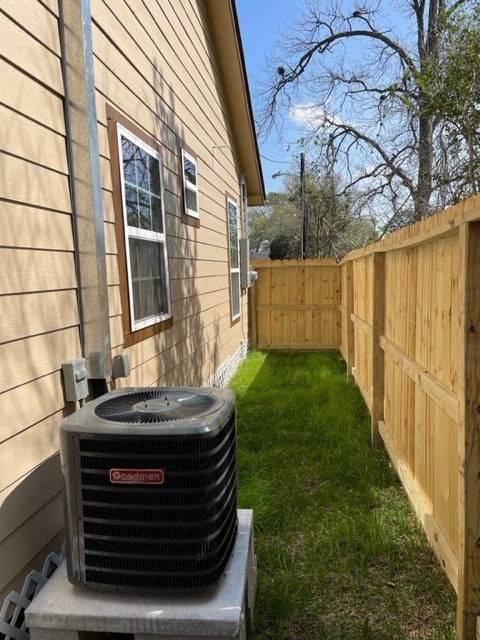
[371,251,385,447]
[344,260,355,382]
[456,221,480,640]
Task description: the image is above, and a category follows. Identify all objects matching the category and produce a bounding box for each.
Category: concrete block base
[26,510,256,640]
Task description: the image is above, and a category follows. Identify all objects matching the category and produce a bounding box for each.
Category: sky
[236,0,306,196]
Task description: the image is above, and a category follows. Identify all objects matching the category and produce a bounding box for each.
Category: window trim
[181,147,200,220]
[117,124,171,332]
[227,195,241,322]
[106,105,173,347]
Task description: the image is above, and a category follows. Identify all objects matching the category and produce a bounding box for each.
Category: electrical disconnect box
[62,358,89,402]
[239,238,257,288]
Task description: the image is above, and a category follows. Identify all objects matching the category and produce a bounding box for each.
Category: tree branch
[268,23,417,118]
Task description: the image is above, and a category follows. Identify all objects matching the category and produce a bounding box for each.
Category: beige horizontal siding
[0,328,81,394]
[107,285,122,318]
[105,254,121,286]
[103,220,117,255]
[0,374,66,444]
[93,0,246,399]
[0,493,63,595]
[168,238,229,263]
[96,107,236,235]
[118,299,234,380]
[101,187,116,224]
[0,154,71,212]
[0,455,61,539]
[123,311,236,388]
[0,413,62,492]
[0,0,77,600]
[109,314,125,351]
[2,107,67,172]
[39,0,59,15]
[0,11,62,94]
[0,452,63,601]
[92,0,228,147]
[4,0,61,53]
[1,2,61,604]
[1,59,65,132]
[0,291,79,343]
[168,259,231,280]
[0,204,73,251]
[170,276,229,304]
[0,249,76,295]
[92,1,238,189]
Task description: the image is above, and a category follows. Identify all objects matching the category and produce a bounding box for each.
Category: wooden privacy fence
[249,195,480,640]
[249,259,341,349]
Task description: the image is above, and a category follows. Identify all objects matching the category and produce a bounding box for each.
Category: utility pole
[300,152,307,259]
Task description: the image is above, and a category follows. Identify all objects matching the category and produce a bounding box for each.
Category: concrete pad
[26,510,256,640]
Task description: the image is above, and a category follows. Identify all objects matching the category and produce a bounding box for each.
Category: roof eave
[203,0,265,206]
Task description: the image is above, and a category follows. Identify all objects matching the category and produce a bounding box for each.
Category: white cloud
[288,103,345,131]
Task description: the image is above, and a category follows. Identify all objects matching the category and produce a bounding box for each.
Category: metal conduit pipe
[58,0,86,359]
[58,0,112,397]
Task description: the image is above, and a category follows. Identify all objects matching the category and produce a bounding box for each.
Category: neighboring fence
[249,195,480,640]
[249,259,341,350]
[340,197,480,640]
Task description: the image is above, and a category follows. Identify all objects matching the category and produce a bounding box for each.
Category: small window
[117,124,171,332]
[181,148,199,219]
[227,197,241,320]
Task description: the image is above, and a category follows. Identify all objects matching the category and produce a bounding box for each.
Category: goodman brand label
[109,468,165,484]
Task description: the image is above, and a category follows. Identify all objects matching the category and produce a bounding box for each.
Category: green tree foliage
[249,190,301,256]
[269,234,297,260]
[248,205,270,253]
[419,2,480,198]
[249,167,376,261]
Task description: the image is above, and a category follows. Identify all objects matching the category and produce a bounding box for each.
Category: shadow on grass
[229,351,455,640]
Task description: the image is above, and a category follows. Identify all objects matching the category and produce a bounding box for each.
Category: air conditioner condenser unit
[60,386,237,592]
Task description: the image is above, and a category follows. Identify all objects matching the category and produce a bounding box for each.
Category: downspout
[58,0,111,396]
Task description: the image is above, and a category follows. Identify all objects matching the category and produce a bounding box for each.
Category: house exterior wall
[94,0,250,385]
[1,0,76,600]
[0,0,258,602]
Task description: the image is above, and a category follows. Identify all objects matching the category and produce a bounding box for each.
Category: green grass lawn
[229,350,455,640]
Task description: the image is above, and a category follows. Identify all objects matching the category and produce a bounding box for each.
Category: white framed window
[227,197,241,320]
[117,124,171,332]
[181,148,199,219]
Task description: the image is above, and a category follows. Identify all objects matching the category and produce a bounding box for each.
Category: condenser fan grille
[75,413,237,591]
[94,388,217,423]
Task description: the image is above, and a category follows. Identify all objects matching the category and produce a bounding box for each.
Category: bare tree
[262,0,470,232]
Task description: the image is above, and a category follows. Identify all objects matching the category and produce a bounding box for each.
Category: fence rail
[249,195,480,640]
